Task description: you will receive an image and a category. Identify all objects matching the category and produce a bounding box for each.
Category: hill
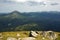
[0,11,60,32]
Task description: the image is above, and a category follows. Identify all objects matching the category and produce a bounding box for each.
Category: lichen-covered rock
[22,37,35,40]
[7,37,17,40]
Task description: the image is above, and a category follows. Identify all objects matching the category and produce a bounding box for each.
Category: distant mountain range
[0,11,60,32]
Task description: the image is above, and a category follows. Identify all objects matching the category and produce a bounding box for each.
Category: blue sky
[0,0,60,13]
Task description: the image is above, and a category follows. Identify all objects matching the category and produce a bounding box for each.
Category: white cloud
[0,0,60,12]
[5,0,49,2]
[13,0,27,2]
[33,0,48,2]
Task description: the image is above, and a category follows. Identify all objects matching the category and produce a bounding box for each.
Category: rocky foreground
[0,31,60,40]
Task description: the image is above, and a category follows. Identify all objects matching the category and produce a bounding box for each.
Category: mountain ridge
[0,11,60,32]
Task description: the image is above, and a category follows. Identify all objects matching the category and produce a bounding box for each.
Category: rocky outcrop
[29,31,38,37]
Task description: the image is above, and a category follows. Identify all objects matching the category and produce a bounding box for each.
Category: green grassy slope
[0,31,60,40]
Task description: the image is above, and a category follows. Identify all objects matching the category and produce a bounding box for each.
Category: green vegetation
[15,23,38,31]
[0,31,60,40]
[0,11,60,32]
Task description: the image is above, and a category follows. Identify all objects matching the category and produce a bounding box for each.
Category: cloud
[0,0,60,12]
[0,0,59,5]
[8,0,27,2]
[27,1,46,6]
[4,0,47,2]
[23,1,59,6]
[0,0,59,3]
[50,3,59,5]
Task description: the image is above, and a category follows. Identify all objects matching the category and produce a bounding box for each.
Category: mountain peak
[11,10,20,14]
[7,11,26,19]
[9,10,21,16]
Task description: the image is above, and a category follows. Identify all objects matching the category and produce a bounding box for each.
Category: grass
[0,31,60,40]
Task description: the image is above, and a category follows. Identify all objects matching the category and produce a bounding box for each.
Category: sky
[0,0,60,13]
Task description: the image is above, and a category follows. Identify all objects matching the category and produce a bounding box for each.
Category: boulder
[17,33,20,37]
[22,37,35,40]
[29,31,38,37]
[7,37,17,40]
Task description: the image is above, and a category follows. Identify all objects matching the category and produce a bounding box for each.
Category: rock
[0,33,2,35]
[22,37,35,40]
[47,31,57,40]
[42,37,45,40]
[7,37,17,40]
[29,31,38,37]
[40,31,47,37]
[18,38,21,40]
[17,33,20,37]
[0,33,3,39]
